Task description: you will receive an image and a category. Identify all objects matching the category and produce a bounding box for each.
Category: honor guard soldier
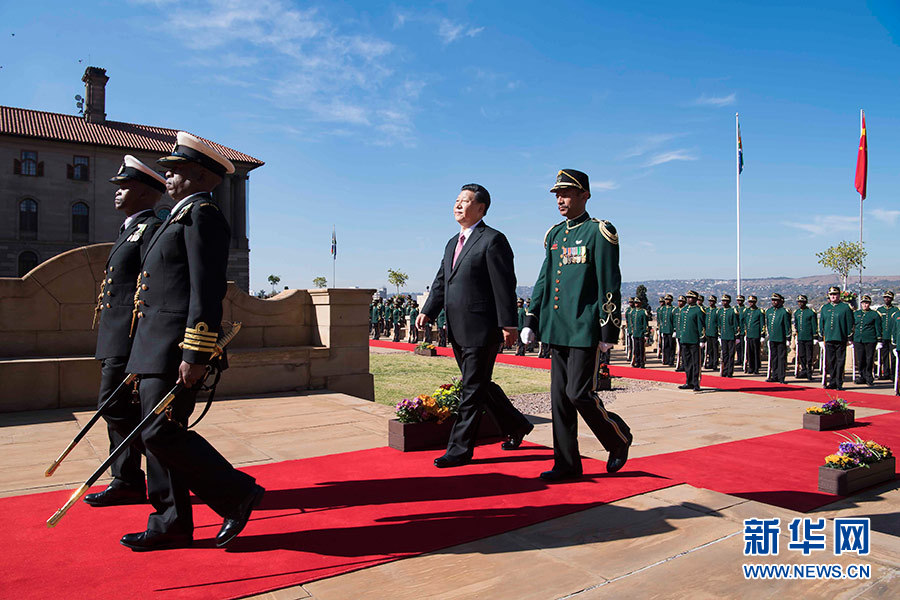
[794,295,819,380]
[392,298,403,342]
[84,156,165,508]
[765,293,791,383]
[735,295,747,366]
[384,299,393,339]
[516,298,527,355]
[677,291,705,390]
[624,297,636,361]
[820,286,855,389]
[891,312,900,393]
[658,294,676,365]
[408,301,420,344]
[717,294,740,377]
[877,291,898,380]
[630,298,649,367]
[852,295,882,386]
[522,169,631,481]
[372,298,384,339]
[704,295,720,370]
[743,295,765,374]
[123,132,264,551]
[673,295,687,371]
[436,307,447,346]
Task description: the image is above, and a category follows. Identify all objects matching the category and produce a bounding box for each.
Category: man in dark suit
[418,184,533,467]
[121,132,264,551]
[83,156,164,508]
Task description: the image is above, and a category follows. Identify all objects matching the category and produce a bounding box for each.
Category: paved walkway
[2,349,898,599]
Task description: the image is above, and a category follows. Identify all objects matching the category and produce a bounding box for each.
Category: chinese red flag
[855,110,867,200]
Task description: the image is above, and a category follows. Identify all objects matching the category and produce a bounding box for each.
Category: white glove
[700,342,706,349]
[521,327,535,345]
[599,342,614,352]
[819,341,825,349]
[877,342,884,350]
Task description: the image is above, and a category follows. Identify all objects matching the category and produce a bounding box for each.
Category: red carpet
[629,412,900,513]
[2,442,677,599]
[370,340,899,411]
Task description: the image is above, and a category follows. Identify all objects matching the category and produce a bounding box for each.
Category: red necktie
[452,233,465,268]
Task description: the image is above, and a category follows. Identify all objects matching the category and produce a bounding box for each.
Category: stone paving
[2,347,898,599]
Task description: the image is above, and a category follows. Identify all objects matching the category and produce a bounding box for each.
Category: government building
[0,67,263,290]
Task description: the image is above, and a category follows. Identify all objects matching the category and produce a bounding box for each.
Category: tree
[387,268,409,296]
[816,241,866,291]
[635,284,651,317]
[312,276,327,288]
[267,274,281,294]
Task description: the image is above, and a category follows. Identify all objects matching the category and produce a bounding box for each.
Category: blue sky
[2,1,899,294]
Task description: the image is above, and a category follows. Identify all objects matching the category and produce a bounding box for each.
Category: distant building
[0,66,264,290]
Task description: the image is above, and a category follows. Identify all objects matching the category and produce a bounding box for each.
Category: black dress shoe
[120,530,192,552]
[678,384,692,389]
[501,423,534,450]
[540,469,582,482]
[84,484,147,507]
[434,454,472,468]
[216,484,265,548]
[607,438,632,473]
[693,386,701,391]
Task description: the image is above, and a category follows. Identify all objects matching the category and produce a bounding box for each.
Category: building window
[156,206,172,221]
[14,151,43,176]
[72,202,89,240]
[69,156,90,181]
[19,198,38,239]
[18,251,39,277]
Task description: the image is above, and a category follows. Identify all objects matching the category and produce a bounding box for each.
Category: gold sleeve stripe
[184,334,218,345]
[181,340,217,352]
[599,220,618,245]
[184,330,218,340]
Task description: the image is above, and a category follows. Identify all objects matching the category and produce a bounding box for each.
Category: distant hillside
[518,275,900,309]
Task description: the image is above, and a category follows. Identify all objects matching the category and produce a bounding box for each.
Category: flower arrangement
[597,363,611,380]
[823,434,892,470]
[416,342,436,351]
[806,397,850,415]
[395,378,462,424]
[841,290,857,305]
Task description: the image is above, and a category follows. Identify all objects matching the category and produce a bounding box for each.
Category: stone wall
[0,243,374,411]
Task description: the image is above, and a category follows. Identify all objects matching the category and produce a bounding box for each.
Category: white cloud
[437,19,483,44]
[624,133,681,159]
[786,215,858,236]
[645,150,697,167]
[692,93,737,107]
[591,180,618,191]
[870,208,900,226]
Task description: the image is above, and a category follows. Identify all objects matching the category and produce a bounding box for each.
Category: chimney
[81,67,109,124]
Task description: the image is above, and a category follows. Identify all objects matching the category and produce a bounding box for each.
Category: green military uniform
[876,292,899,380]
[793,297,819,379]
[408,304,420,343]
[436,307,447,347]
[742,300,765,374]
[629,304,649,368]
[891,312,900,393]
[765,294,791,383]
[704,296,720,370]
[676,292,705,389]
[524,169,631,479]
[717,298,740,377]
[672,296,686,371]
[516,300,527,356]
[819,287,855,389]
[735,296,747,366]
[852,297,882,385]
[658,295,676,365]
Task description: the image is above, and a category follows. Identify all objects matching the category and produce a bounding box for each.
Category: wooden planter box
[596,377,612,391]
[803,410,855,431]
[388,414,502,452]
[414,347,437,356]
[818,456,896,495]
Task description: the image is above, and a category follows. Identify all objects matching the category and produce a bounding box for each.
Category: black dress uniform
[91,208,162,497]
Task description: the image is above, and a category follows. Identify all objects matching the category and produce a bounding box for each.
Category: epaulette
[543,220,565,248]
[198,202,220,212]
[593,218,619,245]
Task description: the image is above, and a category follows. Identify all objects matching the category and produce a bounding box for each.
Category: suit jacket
[95,211,162,360]
[126,192,230,374]
[422,221,517,347]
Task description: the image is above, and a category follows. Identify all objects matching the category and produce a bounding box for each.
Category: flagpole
[858,109,863,302]
[736,112,741,298]
[332,224,336,288]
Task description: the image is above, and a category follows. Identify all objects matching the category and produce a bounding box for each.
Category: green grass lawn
[371,352,551,406]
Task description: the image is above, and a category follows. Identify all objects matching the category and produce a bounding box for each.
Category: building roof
[0,105,263,168]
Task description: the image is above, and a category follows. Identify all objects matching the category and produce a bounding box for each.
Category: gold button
[555,287,559,292]
[556,270,561,274]
[554,296,559,300]
[142,284,148,290]
[563,238,567,242]
[554,305,559,309]
[558,263,562,267]
[105,303,111,308]
[143,271,149,277]
[555,279,560,283]
[107,278,113,284]
[106,291,112,296]
[109,266,114,272]
[138,312,144,318]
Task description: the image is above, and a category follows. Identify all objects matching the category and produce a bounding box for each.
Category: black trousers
[423,324,432,343]
[877,342,894,380]
[392,322,401,342]
[661,333,675,365]
[854,341,876,384]
[704,336,719,369]
[445,341,531,459]
[682,343,701,387]
[516,334,526,356]
[438,327,447,347]
[98,357,144,488]
[631,336,645,367]
[824,341,847,388]
[138,374,256,535]
[720,339,735,377]
[747,337,761,374]
[768,341,787,383]
[538,342,551,359]
[735,335,745,366]
[549,345,631,474]
[797,340,815,378]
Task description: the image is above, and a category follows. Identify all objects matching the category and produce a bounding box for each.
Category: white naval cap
[109,154,167,193]
[157,131,235,177]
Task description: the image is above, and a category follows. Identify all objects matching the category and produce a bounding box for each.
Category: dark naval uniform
[852,301,882,386]
[765,299,791,384]
[742,303,765,374]
[819,294,855,389]
[794,302,819,380]
[525,208,631,477]
[127,192,258,538]
[677,296,705,389]
[717,303,740,377]
[92,209,162,494]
